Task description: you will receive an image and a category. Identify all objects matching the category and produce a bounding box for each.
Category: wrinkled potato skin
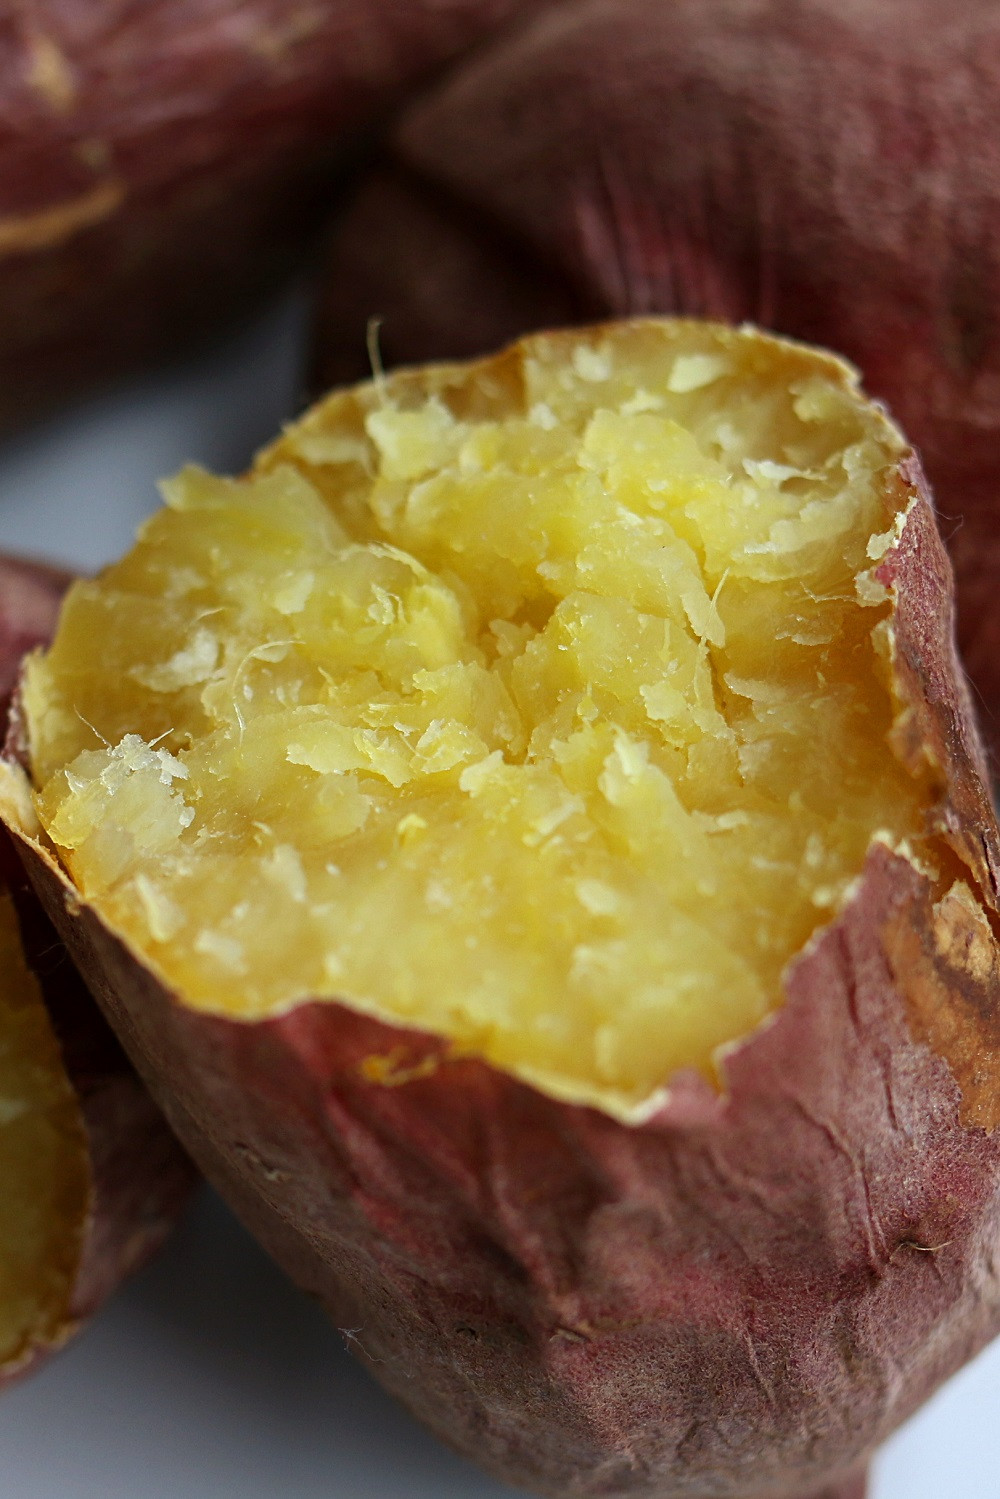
[0,554,195,1388]
[311,0,1000,769]
[0,0,533,431]
[7,443,1000,1495]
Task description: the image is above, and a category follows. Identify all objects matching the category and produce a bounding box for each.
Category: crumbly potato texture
[23,321,933,1116]
[312,0,1000,772]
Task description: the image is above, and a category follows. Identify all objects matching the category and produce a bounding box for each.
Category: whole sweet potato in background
[0,553,194,1387]
[6,321,1000,1499]
[0,0,535,432]
[311,0,1000,766]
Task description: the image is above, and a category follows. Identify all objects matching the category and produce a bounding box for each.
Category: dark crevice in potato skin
[308,163,591,392]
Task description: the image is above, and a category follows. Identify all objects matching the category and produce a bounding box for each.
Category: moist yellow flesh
[23,322,927,1113]
[0,893,88,1369]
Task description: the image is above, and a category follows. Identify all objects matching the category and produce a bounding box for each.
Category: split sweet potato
[4,320,1000,1499]
[311,0,1000,768]
[0,0,534,431]
[0,553,193,1387]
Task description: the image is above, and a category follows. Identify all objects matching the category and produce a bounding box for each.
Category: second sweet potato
[0,0,532,431]
[0,553,194,1387]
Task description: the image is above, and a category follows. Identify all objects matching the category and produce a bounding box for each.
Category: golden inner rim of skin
[0,892,88,1369]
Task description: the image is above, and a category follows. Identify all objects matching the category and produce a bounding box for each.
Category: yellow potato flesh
[0,893,87,1369]
[24,322,928,1114]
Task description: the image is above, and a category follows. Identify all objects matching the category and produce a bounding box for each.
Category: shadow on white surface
[0,1190,520,1499]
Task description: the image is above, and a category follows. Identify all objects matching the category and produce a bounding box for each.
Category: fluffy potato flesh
[0,893,88,1370]
[23,322,931,1115]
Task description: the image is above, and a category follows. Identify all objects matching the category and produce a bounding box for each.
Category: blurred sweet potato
[311,0,1000,767]
[0,0,533,431]
[5,321,1000,1497]
[0,552,194,1387]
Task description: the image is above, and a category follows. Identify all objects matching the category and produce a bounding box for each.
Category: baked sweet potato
[311,0,1000,769]
[4,320,1000,1499]
[0,0,534,432]
[0,552,194,1387]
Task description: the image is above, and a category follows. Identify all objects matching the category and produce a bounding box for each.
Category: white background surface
[1,297,999,1499]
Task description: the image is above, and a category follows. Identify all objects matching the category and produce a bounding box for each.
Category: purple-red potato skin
[311,0,1000,766]
[0,552,68,702]
[0,0,534,431]
[0,554,195,1387]
[7,457,1000,1493]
